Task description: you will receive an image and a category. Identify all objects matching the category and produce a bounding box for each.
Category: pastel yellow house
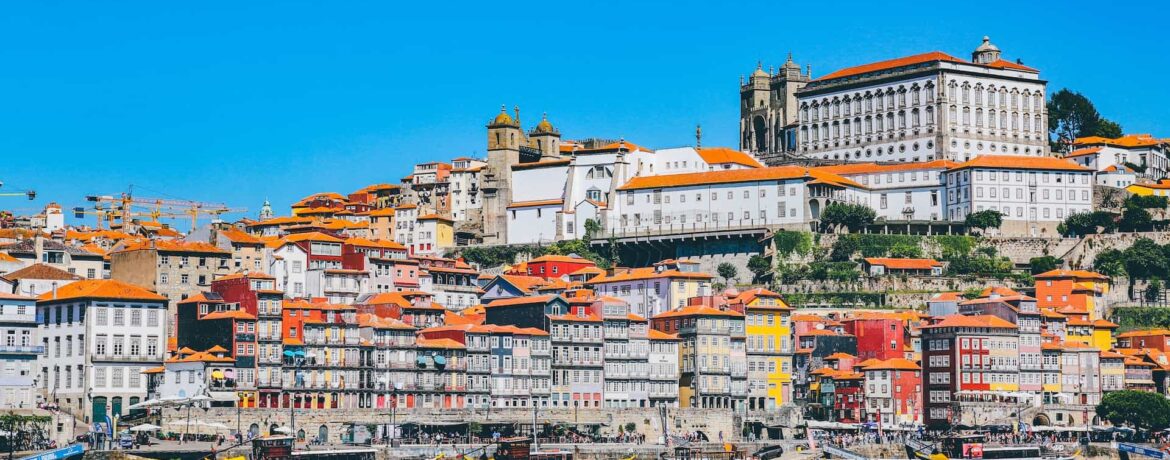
[1126,179,1170,197]
[735,288,794,410]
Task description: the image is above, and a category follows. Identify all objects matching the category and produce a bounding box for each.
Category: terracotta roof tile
[696,147,763,168]
[37,279,166,302]
[864,257,941,270]
[948,155,1091,172]
[616,166,863,191]
[2,263,82,281]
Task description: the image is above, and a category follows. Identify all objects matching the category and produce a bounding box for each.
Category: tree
[1059,211,1118,236]
[746,255,771,283]
[1093,249,1127,278]
[1123,238,1169,299]
[965,210,1003,234]
[1029,256,1061,275]
[1047,88,1124,150]
[1096,119,1123,139]
[1119,205,1153,232]
[1096,390,1170,430]
[717,262,738,287]
[1145,279,1163,304]
[583,218,602,244]
[819,203,876,233]
[829,236,860,262]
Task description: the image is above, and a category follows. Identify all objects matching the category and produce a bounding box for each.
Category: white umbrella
[128,399,159,410]
[273,426,293,434]
[189,395,212,402]
[130,424,162,432]
[204,422,229,430]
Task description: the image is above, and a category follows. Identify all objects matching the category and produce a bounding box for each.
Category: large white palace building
[742,37,1050,165]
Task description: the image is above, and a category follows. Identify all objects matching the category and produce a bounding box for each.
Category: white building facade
[797,37,1048,164]
[0,294,40,409]
[944,155,1094,236]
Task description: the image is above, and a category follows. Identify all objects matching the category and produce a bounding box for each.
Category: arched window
[886,113,895,132]
[886,91,895,108]
[1034,115,1042,133]
[975,85,983,105]
[925,83,935,103]
[1011,112,1019,130]
[989,109,996,129]
[898,111,906,129]
[865,116,873,134]
[949,105,957,124]
[912,85,921,104]
[865,93,874,112]
[875,114,883,131]
[963,107,971,126]
[1000,111,1007,129]
[962,84,970,104]
[925,107,934,125]
[976,108,984,127]
[854,96,862,114]
[800,106,809,123]
[1022,113,1030,132]
[832,99,840,117]
[912,109,920,127]
[898,87,907,107]
[987,88,995,106]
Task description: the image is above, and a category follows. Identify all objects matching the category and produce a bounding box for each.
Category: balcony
[0,345,44,354]
[92,353,161,363]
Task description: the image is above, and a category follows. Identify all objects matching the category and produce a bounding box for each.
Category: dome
[751,62,769,78]
[491,105,515,126]
[781,52,800,71]
[975,36,999,52]
[533,113,556,134]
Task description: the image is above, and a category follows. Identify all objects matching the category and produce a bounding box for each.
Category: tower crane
[83,192,247,233]
[0,181,36,200]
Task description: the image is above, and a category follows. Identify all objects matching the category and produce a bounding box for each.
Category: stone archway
[1032,413,1052,426]
[753,116,768,151]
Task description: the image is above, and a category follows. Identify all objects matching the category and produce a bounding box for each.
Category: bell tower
[740,54,810,166]
[482,105,523,244]
[528,113,561,159]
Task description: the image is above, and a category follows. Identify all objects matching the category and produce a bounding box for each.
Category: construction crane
[0,181,36,200]
[84,192,246,233]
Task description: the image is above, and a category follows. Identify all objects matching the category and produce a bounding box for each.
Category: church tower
[481,105,524,244]
[739,54,810,166]
[259,199,273,220]
[528,113,561,159]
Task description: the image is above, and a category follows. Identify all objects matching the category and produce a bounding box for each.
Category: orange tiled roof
[38,279,166,302]
[930,292,964,302]
[652,305,743,320]
[2,263,82,281]
[115,240,229,254]
[813,52,964,81]
[1033,269,1109,280]
[587,267,713,284]
[647,329,680,340]
[861,358,921,371]
[415,337,465,349]
[816,160,958,176]
[495,275,553,294]
[948,155,1091,172]
[141,366,165,374]
[1116,329,1170,338]
[825,352,856,360]
[864,257,941,270]
[1064,147,1103,159]
[616,166,863,191]
[201,310,257,321]
[547,312,602,323]
[282,232,344,243]
[529,254,593,264]
[1073,133,1167,148]
[696,147,763,168]
[219,229,264,245]
[924,314,1017,329]
[486,294,559,308]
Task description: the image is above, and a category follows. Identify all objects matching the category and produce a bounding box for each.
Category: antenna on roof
[695,124,702,148]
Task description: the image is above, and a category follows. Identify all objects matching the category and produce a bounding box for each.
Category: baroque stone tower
[739,54,811,165]
[528,113,562,159]
[482,105,523,245]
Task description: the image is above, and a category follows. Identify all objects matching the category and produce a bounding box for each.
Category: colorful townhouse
[732,288,793,410]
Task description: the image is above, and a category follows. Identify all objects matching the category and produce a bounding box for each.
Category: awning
[283,351,295,357]
[434,355,447,366]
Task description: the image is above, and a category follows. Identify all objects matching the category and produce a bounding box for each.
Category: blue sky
[2,1,1166,226]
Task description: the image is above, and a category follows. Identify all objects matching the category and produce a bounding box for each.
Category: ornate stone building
[738,54,811,165]
[743,37,1049,165]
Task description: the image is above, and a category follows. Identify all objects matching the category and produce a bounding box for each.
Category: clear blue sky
[2,1,1166,226]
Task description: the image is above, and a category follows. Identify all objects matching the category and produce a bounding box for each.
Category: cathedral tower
[481,105,524,244]
[529,113,561,159]
[739,54,810,165]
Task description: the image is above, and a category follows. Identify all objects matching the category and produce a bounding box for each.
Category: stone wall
[162,407,746,443]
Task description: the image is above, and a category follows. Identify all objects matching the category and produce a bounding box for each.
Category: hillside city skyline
[1,1,1167,226]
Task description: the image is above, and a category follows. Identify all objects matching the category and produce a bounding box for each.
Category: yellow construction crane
[0,181,36,200]
[84,192,246,233]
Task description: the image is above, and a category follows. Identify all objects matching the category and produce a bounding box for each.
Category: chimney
[210,229,219,247]
[51,282,57,301]
[34,233,44,263]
